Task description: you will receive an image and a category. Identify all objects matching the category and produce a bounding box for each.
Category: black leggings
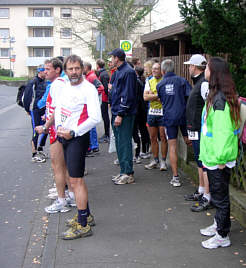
[101,101,110,137]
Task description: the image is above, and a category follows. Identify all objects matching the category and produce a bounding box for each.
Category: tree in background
[178,0,246,96]
[58,0,158,60]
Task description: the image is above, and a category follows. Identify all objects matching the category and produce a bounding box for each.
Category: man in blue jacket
[157,59,192,187]
[109,48,137,185]
[24,65,47,163]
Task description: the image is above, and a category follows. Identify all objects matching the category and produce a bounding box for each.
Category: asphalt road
[1,85,246,268]
[0,85,51,268]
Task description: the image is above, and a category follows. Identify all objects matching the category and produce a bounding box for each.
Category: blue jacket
[111,62,137,116]
[157,72,191,126]
[23,75,46,113]
[37,81,51,109]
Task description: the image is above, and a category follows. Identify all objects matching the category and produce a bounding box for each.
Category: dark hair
[135,66,144,77]
[127,60,134,68]
[64,55,84,71]
[96,59,105,68]
[45,58,63,74]
[132,57,140,66]
[84,62,92,71]
[206,57,240,126]
[56,56,64,63]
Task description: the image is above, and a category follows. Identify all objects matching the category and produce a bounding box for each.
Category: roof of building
[141,21,187,43]
[0,0,151,5]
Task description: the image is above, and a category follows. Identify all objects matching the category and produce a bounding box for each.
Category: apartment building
[0,0,152,77]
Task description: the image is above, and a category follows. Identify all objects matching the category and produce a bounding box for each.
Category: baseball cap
[108,48,126,59]
[184,54,207,66]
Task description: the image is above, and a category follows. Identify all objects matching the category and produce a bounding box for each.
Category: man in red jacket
[83,62,104,153]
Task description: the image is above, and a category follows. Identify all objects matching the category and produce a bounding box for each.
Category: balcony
[26,17,54,27]
[26,37,54,47]
[26,57,51,67]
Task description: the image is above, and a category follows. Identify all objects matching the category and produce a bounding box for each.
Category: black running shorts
[60,132,90,178]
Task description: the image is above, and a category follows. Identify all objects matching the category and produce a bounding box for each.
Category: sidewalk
[41,142,246,268]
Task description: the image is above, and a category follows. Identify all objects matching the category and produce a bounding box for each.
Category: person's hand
[41,115,46,121]
[218,164,226,169]
[35,125,45,134]
[114,116,122,127]
[57,127,73,140]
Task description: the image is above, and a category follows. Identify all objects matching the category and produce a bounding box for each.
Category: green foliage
[178,0,246,96]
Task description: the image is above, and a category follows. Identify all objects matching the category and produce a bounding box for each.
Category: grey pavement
[41,140,246,268]
[1,85,246,268]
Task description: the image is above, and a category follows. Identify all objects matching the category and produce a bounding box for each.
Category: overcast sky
[151,0,182,30]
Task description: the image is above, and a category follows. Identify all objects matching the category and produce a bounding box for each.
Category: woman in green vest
[199,57,240,249]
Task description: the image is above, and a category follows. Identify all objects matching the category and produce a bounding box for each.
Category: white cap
[184,54,207,66]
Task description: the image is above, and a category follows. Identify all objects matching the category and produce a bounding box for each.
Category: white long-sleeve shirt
[55,79,102,137]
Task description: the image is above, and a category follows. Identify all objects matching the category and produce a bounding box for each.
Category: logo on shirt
[165,84,174,95]
[61,107,72,123]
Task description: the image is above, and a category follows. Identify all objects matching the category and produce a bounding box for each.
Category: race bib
[148,108,163,116]
[188,130,199,140]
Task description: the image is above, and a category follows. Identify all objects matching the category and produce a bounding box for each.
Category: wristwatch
[70,130,75,138]
[42,125,47,133]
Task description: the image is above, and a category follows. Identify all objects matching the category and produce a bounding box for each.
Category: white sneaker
[66,196,77,207]
[202,232,231,249]
[160,159,167,171]
[32,154,46,163]
[140,152,151,159]
[114,159,119,165]
[170,176,181,187]
[38,151,48,159]
[114,174,135,185]
[135,156,142,164]
[200,219,217,236]
[48,187,57,194]
[145,160,158,170]
[112,174,121,182]
[45,200,71,213]
[47,192,58,200]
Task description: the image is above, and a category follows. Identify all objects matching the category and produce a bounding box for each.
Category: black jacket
[98,68,110,96]
[186,72,207,131]
[23,75,46,113]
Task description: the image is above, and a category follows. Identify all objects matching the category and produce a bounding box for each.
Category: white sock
[203,192,211,202]
[198,186,205,194]
[58,197,66,205]
[68,191,75,200]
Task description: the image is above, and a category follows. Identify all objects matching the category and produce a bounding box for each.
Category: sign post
[120,40,132,58]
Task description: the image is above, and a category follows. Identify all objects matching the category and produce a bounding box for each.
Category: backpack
[16,84,26,108]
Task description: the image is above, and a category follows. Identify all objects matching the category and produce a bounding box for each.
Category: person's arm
[101,73,109,95]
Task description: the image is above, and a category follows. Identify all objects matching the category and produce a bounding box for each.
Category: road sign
[120,40,132,58]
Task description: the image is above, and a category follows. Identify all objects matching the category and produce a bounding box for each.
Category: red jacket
[85,70,104,97]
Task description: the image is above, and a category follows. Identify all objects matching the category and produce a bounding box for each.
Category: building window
[60,28,72,39]
[33,9,51,17]
[92,28,99,40]
[33,48,51,57]
[0,8,9,18]
[61,8,71,18]
[0,48,10,57]
[93,8,103,18]
[33,28,51,37]
[61,48,71,57]
[0,28,9,39]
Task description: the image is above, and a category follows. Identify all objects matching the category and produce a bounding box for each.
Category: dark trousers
[112,115,135,175]
[101,101,110,137]
[132,119,141,158]
[135,113,150,154]
[30,109,48,150]
[207,167,231,237]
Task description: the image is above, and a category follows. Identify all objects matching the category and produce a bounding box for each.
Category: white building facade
[0,0,152,77]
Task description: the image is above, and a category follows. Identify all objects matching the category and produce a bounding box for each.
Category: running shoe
[66,214,95,227]
[113,159,119,165]
[170,176,181,187]
[45,200,71,213]
[114,174,135,185]
[191,197,212,212]
[112,174,121,182]
[32,154,46,163]
[201,232,231,249]
[200,220,217,237]
[159,159,167,171]
[184,190,203,201]
[65,196,77,207]
[38,151,48,159]
[61,223,92,240]
[140,152,151,159]
[144,160,158,170]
